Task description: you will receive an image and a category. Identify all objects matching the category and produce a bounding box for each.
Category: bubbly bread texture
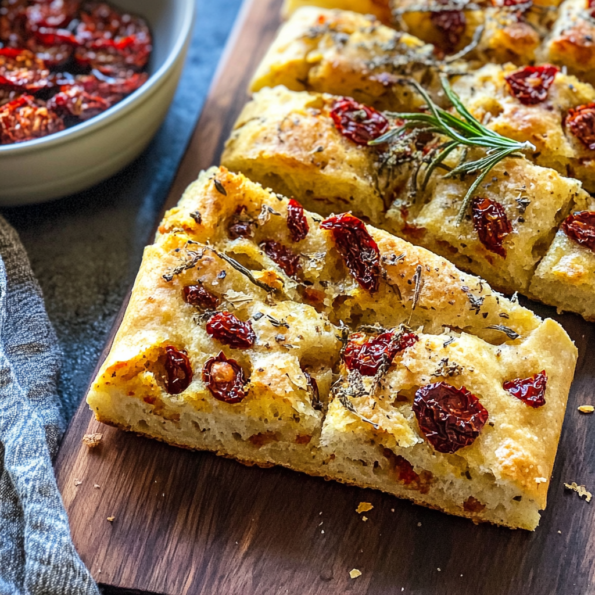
[452,63,595,192]
[222,86,592,301]
[88,167,578,530]
[541,0,595,86]
[250,7,440,112]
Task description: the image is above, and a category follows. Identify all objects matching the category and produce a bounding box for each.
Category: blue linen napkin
[0,216,98,595]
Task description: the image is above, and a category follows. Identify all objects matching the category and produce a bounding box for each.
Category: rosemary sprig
[370,76,535,224]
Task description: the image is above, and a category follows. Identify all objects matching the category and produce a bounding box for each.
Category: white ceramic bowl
[0,0,195,206]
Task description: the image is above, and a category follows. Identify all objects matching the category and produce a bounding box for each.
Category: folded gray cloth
[0,217,98,595]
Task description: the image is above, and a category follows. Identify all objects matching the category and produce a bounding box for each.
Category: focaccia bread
[250,7,441,112]
[88,167,578,530]
[540,0,595,86]
[222,86,591,300]
[530,207,595,321]
[282,0,393,24]
[452,63,595,192]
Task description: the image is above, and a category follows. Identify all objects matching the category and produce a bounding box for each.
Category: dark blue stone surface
[3,0,243,422]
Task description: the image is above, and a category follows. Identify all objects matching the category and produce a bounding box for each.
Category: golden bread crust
[89,168,578,531]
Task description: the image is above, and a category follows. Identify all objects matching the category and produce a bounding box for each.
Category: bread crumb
[535,477,547,484]
[94,484,100,489]
[391,508,395,512]
[564,482,592,502]
[362,516,368,522]
[356,502,374,514]
[74,479,82,487]
[82,433,103,448]
[578,405,594,414]
[558,530,562,534]
[437,568,441,572]
[107,516,115,522]
[417,522,422,527]
[321,529,325,534]
[349,569,362,579]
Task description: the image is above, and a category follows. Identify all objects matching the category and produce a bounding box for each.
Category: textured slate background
[3,0,243,423]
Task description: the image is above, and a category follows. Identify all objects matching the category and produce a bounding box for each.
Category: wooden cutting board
[54,1,595,593]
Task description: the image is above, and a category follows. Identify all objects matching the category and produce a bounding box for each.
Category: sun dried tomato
[206,311,256,349]
[202,351,247,404]
[163,345,193,395]
[0,94,64,143]
[74,2,152,75]
[320,213,381,292]
[589,0,595,18]
[505,65,559,105]
[492,0,532,8]
[471,197,512,258]
[303,369,322,410]
[183,284,220,311]
[228,205,254,239]
[503,370,547,408]
[566,103,595,150]
[260,240,301,278]
[287,198,309,242]
[47,70,147,119]
[393,455,420,485]
[413,382,489,454]
[0,48,50,91]
[561,211,595,252]
[26,0,79,29]
[329,97,389,145]
[431,1,466,54]
[344,330,418,376]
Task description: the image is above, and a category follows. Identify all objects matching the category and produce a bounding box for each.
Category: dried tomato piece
[589,0,595,18]
[163,345,193,395]
[344,330,418,376]
[0,0,28,47]
[47,71,148,119]
[413,382,489,454]
[26,0,79,29]
[260,240,301,278]
[471,197,512,258]
[0,94,64,143]
[287,198,309,242]
[393,455,420,485]
[0,48,50,91]
[228,205,254,239]
[202,351,247,404]
[329,97,389,146]
[566,103,595,150]
[561,211,595,252]
[431,0,466,54]
[206,311,256,349]
[74,2,152,75]
[320,213,381,292]
[183,284,220,311]
[505,65,559,106]
[503,370,547,408]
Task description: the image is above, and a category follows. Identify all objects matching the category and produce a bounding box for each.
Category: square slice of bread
[221,85,591,301]
[88,167,578,530]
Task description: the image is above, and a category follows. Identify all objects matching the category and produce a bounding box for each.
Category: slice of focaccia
[540,0,595,87]
[221,86,591,298]
[452,63,595,192]
[88,167,578,530]
[282,0,393,24]
[530,206,595,321]
[250,7,442,112]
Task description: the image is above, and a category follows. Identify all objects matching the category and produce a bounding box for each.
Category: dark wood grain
[54,1,595,593]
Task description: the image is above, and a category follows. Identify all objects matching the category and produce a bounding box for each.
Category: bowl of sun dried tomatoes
[0,0,195,205]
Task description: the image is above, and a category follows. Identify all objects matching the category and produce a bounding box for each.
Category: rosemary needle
[370,76,535,224]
